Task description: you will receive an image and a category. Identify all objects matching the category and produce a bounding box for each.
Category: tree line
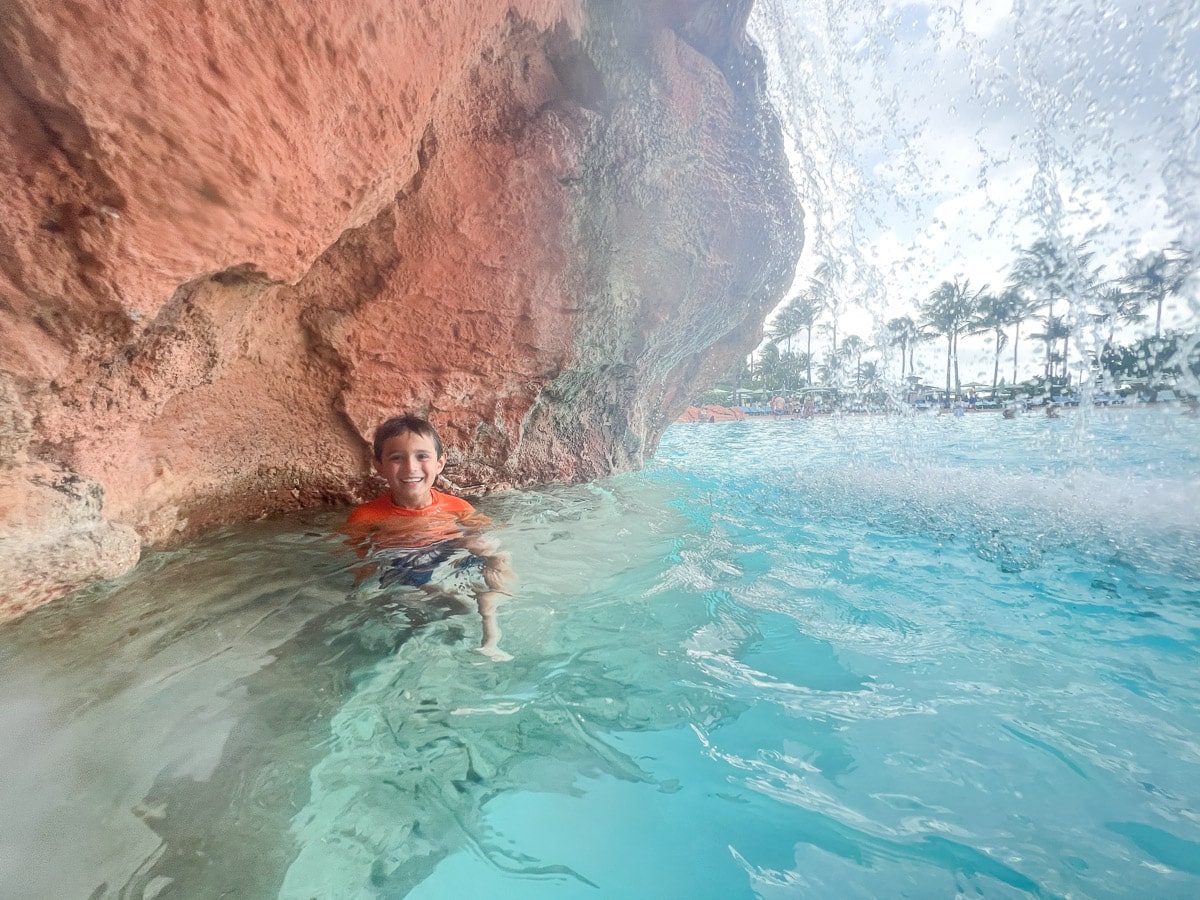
[716,240,1197,406]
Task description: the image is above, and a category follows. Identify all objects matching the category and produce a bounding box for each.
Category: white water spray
[749,0,1200,393]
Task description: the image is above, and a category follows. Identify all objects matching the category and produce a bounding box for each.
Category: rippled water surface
[3,409,1199,899]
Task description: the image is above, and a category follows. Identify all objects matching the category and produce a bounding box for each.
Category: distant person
[801,397,815,418]
[1046,402,1060,418]
[345,414,514,660]
[953,396,966,417]
[770,395,786,417]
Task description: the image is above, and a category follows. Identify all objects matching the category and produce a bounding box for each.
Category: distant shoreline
[680,401,1194,423]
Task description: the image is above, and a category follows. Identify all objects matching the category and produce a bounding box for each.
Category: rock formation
[0,0,802,615]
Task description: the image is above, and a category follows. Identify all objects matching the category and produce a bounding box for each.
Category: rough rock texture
[0,0,802,615]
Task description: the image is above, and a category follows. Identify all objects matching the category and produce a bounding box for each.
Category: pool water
[2,408,1199,899]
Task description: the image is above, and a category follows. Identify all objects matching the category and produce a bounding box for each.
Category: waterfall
[747,0,1200,396]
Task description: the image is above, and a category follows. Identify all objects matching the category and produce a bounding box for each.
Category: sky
[746,0,1200,390]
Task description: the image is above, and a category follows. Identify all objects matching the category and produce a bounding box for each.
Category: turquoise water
[2,408,1199,899]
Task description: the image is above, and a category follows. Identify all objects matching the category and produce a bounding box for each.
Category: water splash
[748,0,1200,390]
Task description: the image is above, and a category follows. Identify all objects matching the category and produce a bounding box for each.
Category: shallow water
[2,409,1199,899]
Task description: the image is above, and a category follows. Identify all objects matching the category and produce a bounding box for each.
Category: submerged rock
[0,0,801,613]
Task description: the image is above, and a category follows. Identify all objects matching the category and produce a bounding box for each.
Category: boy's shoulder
[433,490,492,528]
[431,488,475,514]
[346,494,392,525]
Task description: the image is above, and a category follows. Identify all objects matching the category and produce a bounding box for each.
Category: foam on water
[708,411,1200,581]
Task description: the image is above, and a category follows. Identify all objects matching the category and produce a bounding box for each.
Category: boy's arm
[341,519,381,583]
[460,512,516,593]
[461,516,516,661]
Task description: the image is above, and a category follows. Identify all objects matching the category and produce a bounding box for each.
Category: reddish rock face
[0,0,801,615]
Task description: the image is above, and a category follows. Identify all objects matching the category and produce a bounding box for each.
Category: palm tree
[1121,246,1193,338]
[920,277,986,404]
[769,303,803,354]
[1029,314,1073,382]
[841,334,867,391]
[756,343,781,393]
[1000,285,1041,387]
[859,360,884,401]
[1092,284,1148,349]
[812,258,846,356]
[1010,238,1096,379]
[786,292,822,387]
[763,337,808,393]
[886,315,920,384]
[1088,285,1146,392]
[790,352,812,390]
[816,347,846,388]
[973,291,1015,399]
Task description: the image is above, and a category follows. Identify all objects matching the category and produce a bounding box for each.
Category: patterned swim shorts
[379,542,483,589]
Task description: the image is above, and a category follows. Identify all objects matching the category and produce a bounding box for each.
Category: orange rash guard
[345,488,485,549]
[347,488,476,527]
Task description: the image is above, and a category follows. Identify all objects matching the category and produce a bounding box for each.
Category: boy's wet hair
[372,415,445,461]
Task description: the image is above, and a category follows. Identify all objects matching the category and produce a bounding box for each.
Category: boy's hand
[481,552,516,594]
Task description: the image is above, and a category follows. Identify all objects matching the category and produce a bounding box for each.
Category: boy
[346,414,513,660]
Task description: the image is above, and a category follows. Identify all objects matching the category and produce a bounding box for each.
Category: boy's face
[375,431,446,509]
